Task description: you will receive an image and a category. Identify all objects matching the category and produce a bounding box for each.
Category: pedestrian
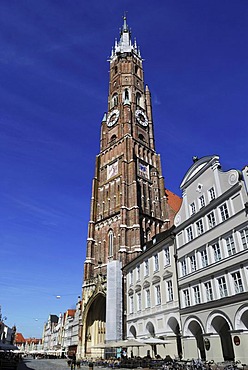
[71,353,76,370]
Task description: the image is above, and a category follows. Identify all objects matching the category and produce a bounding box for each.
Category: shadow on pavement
[17,359,35,370]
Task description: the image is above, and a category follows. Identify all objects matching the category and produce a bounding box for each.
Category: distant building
[174,156,248,363]
[42,314,59,351]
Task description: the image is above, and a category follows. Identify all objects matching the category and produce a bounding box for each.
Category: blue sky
[0,0,247,338]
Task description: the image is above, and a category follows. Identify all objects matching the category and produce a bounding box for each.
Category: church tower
[79,16,172,358]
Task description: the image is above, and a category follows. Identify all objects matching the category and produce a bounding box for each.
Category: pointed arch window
[136,92,141,106]
[108,230,114,257]
[112,93,118,107]
[123,88,129,102]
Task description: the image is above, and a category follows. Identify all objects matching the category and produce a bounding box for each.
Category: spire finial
[123,11,128,31]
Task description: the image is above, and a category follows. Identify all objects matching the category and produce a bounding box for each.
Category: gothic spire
[110,15,141,60]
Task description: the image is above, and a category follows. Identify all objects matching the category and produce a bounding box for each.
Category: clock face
[135,109,148,127]
[107,109,120,127]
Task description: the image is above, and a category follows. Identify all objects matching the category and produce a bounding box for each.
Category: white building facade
[123,229,182,359]
[174,156,248,363]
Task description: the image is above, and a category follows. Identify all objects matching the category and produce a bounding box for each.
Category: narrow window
[145,289,151,308]
[207,212,216,228]
[196,219,204,235]
[190,255,197,272]
[208,187,216,201]
[137,265,140,281]
[130,295,134,314]
[226,235,236,256]
[183,289,190,307]
[167,280,173,301]
[186,226,193,242]
[212,242,222,262]
[145,260,149,276]
[164,247,170,265]
[154,254,159,272]
[130,270,133,285]
[232,271,244,293]
[240,229,248,249]
[155,285,161,305]
[190,202,196,215]
[199,195,205,208]
[219,203,229,221]
[204,281,213,301]
[201,249,208,267]
[136,92,141,106]
[137,292,141,311]
[218,276,228,298]
[181,259,187,276]
[193,285,201,304]
[108,230,114,256]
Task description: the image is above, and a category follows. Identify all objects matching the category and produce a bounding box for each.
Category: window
[193,285,201,304]
[218,276,228,298]
[207,212,216,228]
[154,254,159,272]
[183,289,190,307]
[190,202,196,215]
[199,195,205,208]
[208,187,216,201]
[196,219,204,235]
[186,226,193,242]
[155,285,161,305]
[204,281,213,301]
[164,247,170,265]
[130,296,134,313]
[219,203,229,221]
[201,249,208,267]
[167,280,173,301]
[108,230,114,256]
[212,242,222,262]
[240,228,248,249]
[145,260,149,276]
[232,271,244,293]
[137,265,140,281]
[181,259,187,276]
[226,235,236,256]
[136,92,141,106]
[112,93,118,107]
[137,292,141,311]
[190,255,197,272]
[130,271,133,285]
[145,289,151,308]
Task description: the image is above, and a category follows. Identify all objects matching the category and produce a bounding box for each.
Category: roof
[166,188,182,214]
[67,309,76,317]
[15,333,25,343]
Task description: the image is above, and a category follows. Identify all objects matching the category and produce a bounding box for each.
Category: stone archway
[129,325,137,338]
[210,314,234,361]
[167,317,182,358]
[235,305,248,330]
[85,294,106,357]
[183,317,205,360]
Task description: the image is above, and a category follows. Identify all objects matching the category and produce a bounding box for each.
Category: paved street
[17,358,77,370]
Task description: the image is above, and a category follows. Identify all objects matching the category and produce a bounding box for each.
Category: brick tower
[79,16,172,358]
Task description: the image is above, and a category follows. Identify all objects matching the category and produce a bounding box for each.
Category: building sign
[204,338,210,351]
[233,336,240,346]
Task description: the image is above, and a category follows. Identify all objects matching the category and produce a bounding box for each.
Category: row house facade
[124,156,248,363]
[42,297,81,356]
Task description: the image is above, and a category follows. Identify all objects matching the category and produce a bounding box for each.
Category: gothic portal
[79,17,174,358]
